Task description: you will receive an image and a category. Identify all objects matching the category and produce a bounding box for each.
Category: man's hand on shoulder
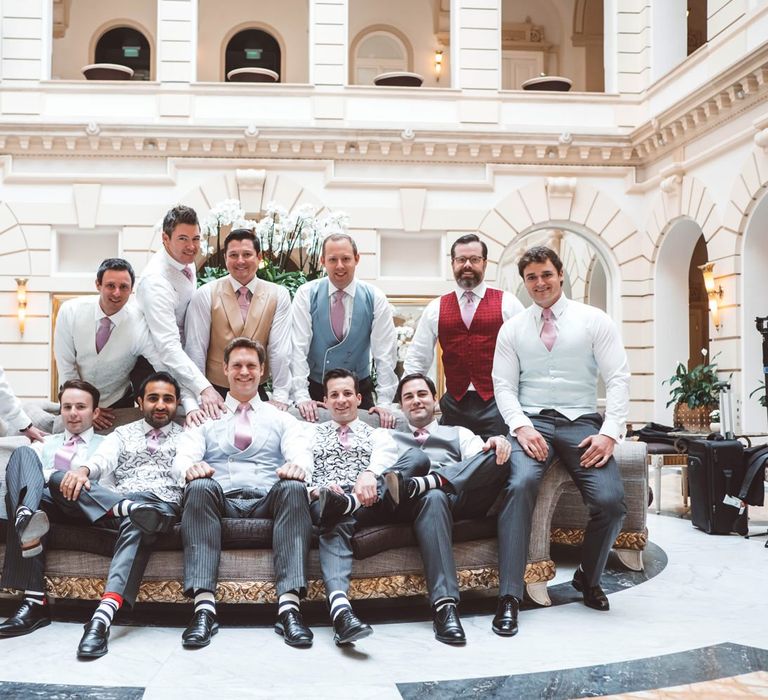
[92,408,115,431]
[21,425,46,443]
[353,470,378,506]
[514,426,549,462]
[185,461,215,481]
[184,409,208,428]
[277,462,307,481]
[60,467,91,501]
[368,405,395,429]
[578,433,616,468]
[200,387,226,420]
[483,435,512,464]
[297,400,324,423]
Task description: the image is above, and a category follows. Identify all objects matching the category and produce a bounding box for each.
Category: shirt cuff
[507,415,534,434]
[182,397,200,414]
[9,410,33,434]
[599,419,624,443]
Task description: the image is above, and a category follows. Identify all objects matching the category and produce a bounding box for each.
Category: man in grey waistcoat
[379,372,511,645]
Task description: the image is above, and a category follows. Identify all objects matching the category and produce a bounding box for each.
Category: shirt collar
[534,293,568,320]
[454,282,486,301]
[63,427,95,444]
[228,275,258,295]
[161,246,190,274]
[329,418,363,433]
[224,393,261,413]
[95,302,127,327]
[328,279,356,298]
[141,420,174,436]
[406,419,439,434]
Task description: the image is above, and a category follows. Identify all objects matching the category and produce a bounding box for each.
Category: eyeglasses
[452,256,485,265]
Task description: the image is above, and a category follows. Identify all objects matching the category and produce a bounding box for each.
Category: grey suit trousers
[1,447,120,593]
[497,411,627,599]
[313,447,431,596]
[181,477,312,598]
[439,391,508,442]
[47,475,179,607]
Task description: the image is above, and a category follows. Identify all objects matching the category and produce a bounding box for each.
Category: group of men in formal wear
[0,203,630,658]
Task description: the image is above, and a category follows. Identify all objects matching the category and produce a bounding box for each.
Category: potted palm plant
[664,351,722,432]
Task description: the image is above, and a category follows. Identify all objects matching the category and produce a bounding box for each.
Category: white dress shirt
[492,294,630,441]
[404,283,524,387]
[326,418,399,476]
[408,419,485,460]
[172,393,314,489]
[135,248,211,402]
[291,278,398,405]
[0,365,31,433]
[184,274,293,404]
[33,427,97,482]
[54,296,197,411]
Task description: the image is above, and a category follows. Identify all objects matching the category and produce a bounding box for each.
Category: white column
[309,0,347,86]
[607,0,652,95]
[451,0,501,90]
[157,0,197,83]
[707,0,746,41]
[0,0,51,82]
[650,0,687,82]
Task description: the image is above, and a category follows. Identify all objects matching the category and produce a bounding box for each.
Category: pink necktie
[182,266,194,282]
[330,289,345,342]
[414,428,429,444]
[146,428,163,454]
[541,307,557,351]
[234,402,252,451]
[338,425,350,450]
[237,287,251,323]
[53,435,82,471]
[95,317,112,354]
[460,291,475,329]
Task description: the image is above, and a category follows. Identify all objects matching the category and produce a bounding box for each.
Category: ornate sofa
[0,403,647,608]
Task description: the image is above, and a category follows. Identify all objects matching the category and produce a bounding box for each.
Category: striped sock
[15,506,32,530]
[408,473,445,497]
[344,494,361,515]
[278,591,300,615]
[92,592,122,628]
[433,596,455,613]
[108,500,136,518]
[24,590,46,606]
[328,590,352,621]
[194,590,216,617]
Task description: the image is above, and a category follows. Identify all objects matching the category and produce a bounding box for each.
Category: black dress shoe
[572,568,610,611]
[332,609,373,646]
[491,596,519,637]
[17,510,49,558]
[129,504,177,535]
[274,609,313,648]
[432,603,466,645]
[182,610,219,648]
[0,600,51,638]
[317,488,350,527]
[77,619,109,659]
[382,471,411,509]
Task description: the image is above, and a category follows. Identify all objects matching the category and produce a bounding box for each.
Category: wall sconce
[698,262,724,331]
[15,277,28,337]
[434,49,443,81]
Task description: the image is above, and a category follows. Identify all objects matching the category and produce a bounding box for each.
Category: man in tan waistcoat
[184,228,292,408]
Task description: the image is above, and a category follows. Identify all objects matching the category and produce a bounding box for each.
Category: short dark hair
[224,228,261,255]
[58,379,100,409]
[323,368,359,395]
[321,233,358,257]
[138,372,180,401]
[96,258,135,286]
[395,373,437,404]
[162,205,199,237]
[518,245,564,278]
[450,234,487,260]
[223,337,266,365]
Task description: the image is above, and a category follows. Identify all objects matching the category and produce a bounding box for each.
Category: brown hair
[517,246,563,278]
[223,337,266,365]
[59,379,100,409]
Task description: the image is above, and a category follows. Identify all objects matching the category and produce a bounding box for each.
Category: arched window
[94,26,151,81]
[353,31,409,85]
[225,29,281,81]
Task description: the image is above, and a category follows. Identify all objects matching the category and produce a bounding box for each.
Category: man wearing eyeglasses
[404,234,524,440]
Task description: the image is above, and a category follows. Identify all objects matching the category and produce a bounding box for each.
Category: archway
[94,25,151,80]
[224,28,282,81]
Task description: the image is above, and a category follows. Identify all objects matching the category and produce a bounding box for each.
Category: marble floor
[0,471,767,699]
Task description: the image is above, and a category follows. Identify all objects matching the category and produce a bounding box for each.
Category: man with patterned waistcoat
[185,228,292,408]
[291,233,398,428]
[405,233,524,440]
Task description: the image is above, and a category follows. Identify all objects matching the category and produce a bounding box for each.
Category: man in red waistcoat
[404,234,524,440]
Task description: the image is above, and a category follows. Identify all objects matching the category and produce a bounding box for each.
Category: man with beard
[50,372,185,658]
[405,234,523,440]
